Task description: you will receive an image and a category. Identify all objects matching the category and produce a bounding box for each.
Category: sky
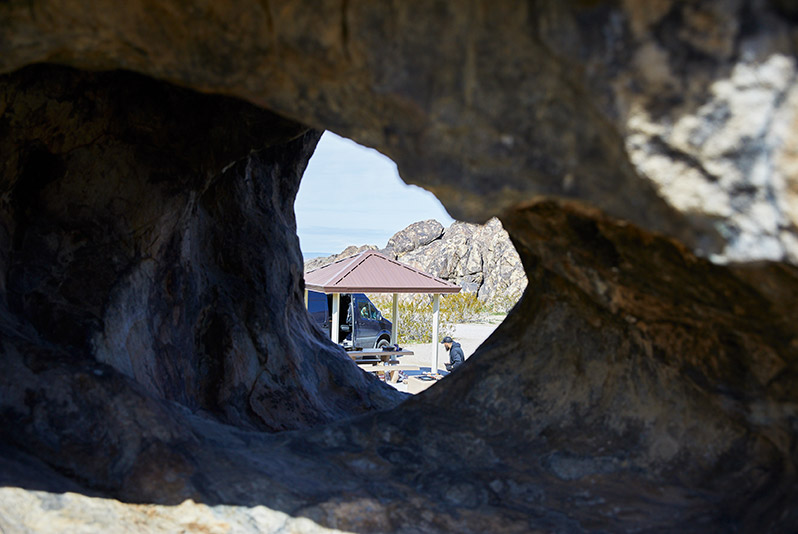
[294,132,454,255]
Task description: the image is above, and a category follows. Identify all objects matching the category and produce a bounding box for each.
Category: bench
[353,354,419,383]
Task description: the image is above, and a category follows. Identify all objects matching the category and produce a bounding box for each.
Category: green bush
[369,292,487,344]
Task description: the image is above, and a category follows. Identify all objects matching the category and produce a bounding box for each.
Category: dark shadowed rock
[0,1,797,533]
[0,65,403,440]
[4,199,797,533]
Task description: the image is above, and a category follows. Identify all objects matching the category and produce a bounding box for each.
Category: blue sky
[294,132,454,255]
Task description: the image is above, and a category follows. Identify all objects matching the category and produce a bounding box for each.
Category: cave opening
[293,131,527,392]
[1,0,797,529]
[295,131,454,259]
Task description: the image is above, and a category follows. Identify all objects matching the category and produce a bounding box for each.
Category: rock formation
[305,218,527,309]
[0,65,404,439]
[384,219,446,256]
[385,218,527,307]
[6,1,797,263]
[303,244,377,272]
[1,1,797,533]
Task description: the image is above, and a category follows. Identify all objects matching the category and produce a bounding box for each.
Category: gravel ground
[386,315,505,393]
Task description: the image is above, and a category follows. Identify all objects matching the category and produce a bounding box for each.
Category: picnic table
[347,349,414,362]
[348,349,419,383]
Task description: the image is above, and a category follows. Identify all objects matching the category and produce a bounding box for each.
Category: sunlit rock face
[384,218,528,306]
[306,218,528,307]
[618,3,798,263]
[1,1,798,533]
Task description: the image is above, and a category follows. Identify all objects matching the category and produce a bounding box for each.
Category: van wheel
[376,338,390,349]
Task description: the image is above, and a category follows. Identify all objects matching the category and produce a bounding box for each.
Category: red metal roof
[304,251,462,294]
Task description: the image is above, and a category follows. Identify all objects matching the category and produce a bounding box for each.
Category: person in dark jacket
[442,336,465,371]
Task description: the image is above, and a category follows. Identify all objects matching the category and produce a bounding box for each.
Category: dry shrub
[441,291,485,323]
[485,290,524,314]
[368,292,487,344]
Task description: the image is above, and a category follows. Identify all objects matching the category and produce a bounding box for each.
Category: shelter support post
[391,293,399,345]
[331,293,340,344]
[304,289,308,309]
[432,293,440,373]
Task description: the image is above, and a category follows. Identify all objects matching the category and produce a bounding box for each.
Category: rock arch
[1,2,797,532]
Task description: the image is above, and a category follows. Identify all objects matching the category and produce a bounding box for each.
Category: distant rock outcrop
[385,218,527,307]
[305,218,527,309]
[384,219,445,255]
[303,244,377,272]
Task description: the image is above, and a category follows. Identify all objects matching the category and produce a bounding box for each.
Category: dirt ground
[387,315,505,393]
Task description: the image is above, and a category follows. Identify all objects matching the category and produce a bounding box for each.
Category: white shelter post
[331,293,340,344]
[431,293,440,373]
[391,293,399,345]
[304,289,308,309]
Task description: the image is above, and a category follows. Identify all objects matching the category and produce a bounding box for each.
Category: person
[442,336,464,371]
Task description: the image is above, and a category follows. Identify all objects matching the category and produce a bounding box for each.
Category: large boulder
[389,218,527,307]
[3,199,797,533]
[1,1,797,533]
[472,218,529,306]
[384,219,445,255]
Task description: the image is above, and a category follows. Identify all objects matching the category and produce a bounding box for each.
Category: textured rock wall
[0,65,403,441]
[618,1,798,262]
[3,1,796,262]
[4,201,796,532]
[406,202,798,531]
[1,1,798,533]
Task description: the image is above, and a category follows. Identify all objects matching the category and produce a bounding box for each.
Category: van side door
[353,294,380,349]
